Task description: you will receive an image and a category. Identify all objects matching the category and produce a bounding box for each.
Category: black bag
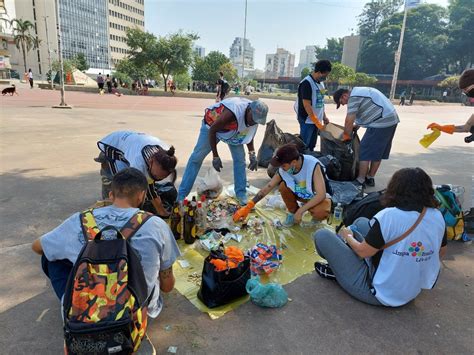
[338,190,385,231]
[320,123,360,181]
[197,248,250,308]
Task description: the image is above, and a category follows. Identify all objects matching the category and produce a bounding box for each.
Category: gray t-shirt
[40,205,181,318]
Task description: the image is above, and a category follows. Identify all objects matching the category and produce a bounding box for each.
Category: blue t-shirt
[40,205,181,318]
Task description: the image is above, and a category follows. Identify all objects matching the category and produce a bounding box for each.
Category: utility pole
[53,0,70,108]
[389,5,408,100]
[43,16,53,90]
[241,0,247,83]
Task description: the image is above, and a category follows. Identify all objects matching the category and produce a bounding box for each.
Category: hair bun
[166,146,175,156]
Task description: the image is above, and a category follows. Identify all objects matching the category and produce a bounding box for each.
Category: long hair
[381,167,437,210]
[151,146,177,183]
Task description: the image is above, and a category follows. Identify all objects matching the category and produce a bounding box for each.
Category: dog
[2,84,18,96]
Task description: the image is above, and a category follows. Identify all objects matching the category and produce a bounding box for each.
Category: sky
[144,0,450,70]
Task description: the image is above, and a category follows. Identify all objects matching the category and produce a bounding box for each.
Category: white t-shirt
[370,207,445,307]
[40,205,181,318]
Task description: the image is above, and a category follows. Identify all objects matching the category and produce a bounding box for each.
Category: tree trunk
[162,74,167,92]
[22,42,27,74]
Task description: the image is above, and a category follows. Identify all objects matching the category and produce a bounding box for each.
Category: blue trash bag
[245,276,288,308]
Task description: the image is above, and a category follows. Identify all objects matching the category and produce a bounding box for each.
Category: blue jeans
[41,255,73,300]
[298,117,319,151]
[313,218,382,306]
[178,122,248,204]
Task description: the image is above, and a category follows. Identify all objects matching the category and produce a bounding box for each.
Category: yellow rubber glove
[233,201,255,222]
[427,123,455,134]
[419,129,441,148]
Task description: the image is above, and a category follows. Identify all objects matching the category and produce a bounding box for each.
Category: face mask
[318,76,327,82]
[286,166,296,175]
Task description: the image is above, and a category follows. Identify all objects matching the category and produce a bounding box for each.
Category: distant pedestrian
[106,74,112,93]
[28,68,33,89]
[399,90,406,106]
[187,82,191,91]
[409,90,416,105]
[97,73,105,94]
[216,72,230,102]
[442,90,448,102]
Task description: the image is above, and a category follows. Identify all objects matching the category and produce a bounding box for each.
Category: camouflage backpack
[63,208,153,354]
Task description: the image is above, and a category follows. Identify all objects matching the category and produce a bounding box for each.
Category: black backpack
[63,209,153,355]
[337,190,385,231]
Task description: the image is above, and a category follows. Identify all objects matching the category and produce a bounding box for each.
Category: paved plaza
[0,85,473,354]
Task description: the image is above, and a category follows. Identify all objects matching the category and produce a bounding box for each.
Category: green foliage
[438,75,460,89]
[300,67,311,79]
[358,4,448,79]
[328,62,355,83]
[125,28,198,91]
[343,72,378,86]
[358,0,403,37]
[314,38,343,62]
[113,71,132,87]
[192,51,232,83]
[73,53,89,71]
[52,59,76,74]
[173,72,191,90]
[10,18,40,72]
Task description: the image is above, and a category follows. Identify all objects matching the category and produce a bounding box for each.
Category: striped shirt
[347,96,399,128]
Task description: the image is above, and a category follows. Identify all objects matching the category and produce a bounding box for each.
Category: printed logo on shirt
[294,181,313,199]
[392,240,434,262]
[408,241,424,257]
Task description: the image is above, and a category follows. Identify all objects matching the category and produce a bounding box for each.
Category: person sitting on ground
[32,167,181,318]
[178,97,268,206]
[95,131,178,217]
[233,143,332,226]
[333,86,399,189]
[313,167,446,307]
[427,68,474,139]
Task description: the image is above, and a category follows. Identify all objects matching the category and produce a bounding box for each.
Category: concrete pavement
[0,87,473,354]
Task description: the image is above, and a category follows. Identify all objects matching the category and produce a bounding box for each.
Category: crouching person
[234,143,331,226]
[313,167,447,307]
[32,168,181,352]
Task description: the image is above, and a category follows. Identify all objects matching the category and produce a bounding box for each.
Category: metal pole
[389,7,408,100]
[241,0,247,82]
[55,0,67,106]
[43,16,53,89]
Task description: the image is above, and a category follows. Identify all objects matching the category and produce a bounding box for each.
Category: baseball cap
[249,100,269,125]
[270,144,300,167]
[333,88,348,109]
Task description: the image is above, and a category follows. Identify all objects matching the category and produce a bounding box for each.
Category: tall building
[193,44,205,58]
[295,45,317,77]
[341,35,362,70]
[108,0,145,67]
[265,48,295,79]
[229,37,254,77]
[9,0,145,79]
[0,0,16,78]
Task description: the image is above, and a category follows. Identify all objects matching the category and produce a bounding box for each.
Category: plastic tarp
[173,197,333,319]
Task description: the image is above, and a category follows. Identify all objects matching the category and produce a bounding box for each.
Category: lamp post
[241,0,247,83]
[43,16,53,89]
[53,0,70,108]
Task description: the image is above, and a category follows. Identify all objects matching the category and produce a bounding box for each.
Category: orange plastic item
[210,246,245,271]
[427,123,455,134]
[309,113,325,130]
[342,132,352,142]
[233,201,255,222]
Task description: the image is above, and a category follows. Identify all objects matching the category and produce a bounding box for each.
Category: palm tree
[10,18,40,73]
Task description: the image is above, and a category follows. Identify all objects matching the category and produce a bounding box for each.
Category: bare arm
[297,165,326,213]
[342,113,357,140]
[151,196,169,217]
[454,114,474,133]
[208,109,236,157]
[159,266,175,293]
[340,228,379,258]
[32,238,43,255]
[251,173,282,204]
[439,245,447,258]
[246,139,255,152]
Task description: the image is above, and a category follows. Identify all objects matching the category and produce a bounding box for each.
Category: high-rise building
[193,44,205,58]
[295,45,317,77]
[265,48,295,79]
[229,37,254,77]
[0,0,16,78]
[108,0,145,67]
[341,35,362,70]
[9,0,145,78]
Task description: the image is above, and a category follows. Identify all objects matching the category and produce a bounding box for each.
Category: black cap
[333,88,348,109]
[270,144,300,167]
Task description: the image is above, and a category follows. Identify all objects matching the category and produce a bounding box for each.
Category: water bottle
[333,203,343,224]
[196,201,207,230]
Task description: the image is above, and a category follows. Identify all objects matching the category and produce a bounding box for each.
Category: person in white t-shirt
[313,167,446,307]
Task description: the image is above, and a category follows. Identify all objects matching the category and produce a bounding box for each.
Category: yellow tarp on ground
[173,203,335,319]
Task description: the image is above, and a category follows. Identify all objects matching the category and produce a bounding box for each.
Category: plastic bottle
[183,202,197,244]
[200,194,208,222]
[196,202,207,230]
[333,203,343,224]
[170,201,182,240]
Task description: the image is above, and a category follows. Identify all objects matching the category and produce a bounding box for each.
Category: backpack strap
[80,208,100,242]
[120,210,154,240]
[382,208,427,250]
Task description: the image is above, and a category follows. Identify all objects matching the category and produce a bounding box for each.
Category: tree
[219,62,238,84]
[115,58,158,82]
[328,62,355,84]
[314,38,343,62]
[445,0,474,73]
[74,53,89,71]
[343,72,378,86]
[438,75,460,89]
[300,67,311,79]
[192,51,231,83]
[52,59,76,74]
[10,18,40,73]
[173,72,191,90]
[358,0,403,37]
[358,4,448,79]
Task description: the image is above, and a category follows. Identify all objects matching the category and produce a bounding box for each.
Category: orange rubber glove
[427,123,455,134]
[233,200,255,222]
[342,132,352,142]
[309,113,325,130]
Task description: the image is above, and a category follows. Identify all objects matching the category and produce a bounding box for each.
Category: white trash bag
[196,168,223,199]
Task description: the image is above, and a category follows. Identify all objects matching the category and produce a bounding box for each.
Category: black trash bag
[320,123,360,181]
[336,190,385,232]
[197,249,251,309]
[306,152,342,181]
[329,180,361,206]
[257,119,284,168]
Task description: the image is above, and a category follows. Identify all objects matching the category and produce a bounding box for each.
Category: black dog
[2,85,18,96]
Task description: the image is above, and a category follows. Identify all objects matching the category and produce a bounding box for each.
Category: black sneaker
[352,179,366,190]
[315,261,336,280]
[365,177,375,187]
